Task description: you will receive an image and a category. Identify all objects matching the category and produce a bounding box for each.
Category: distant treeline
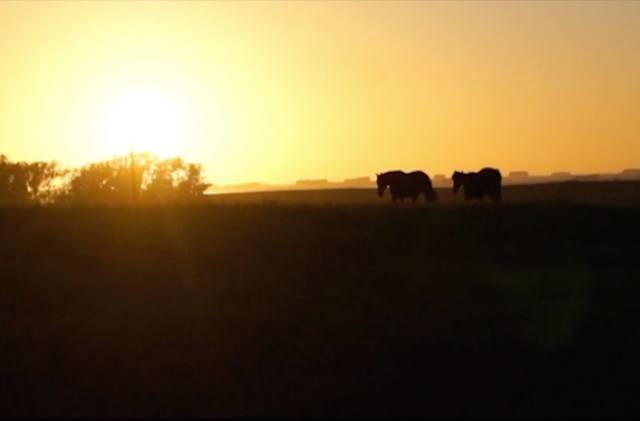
[0,153,209,205]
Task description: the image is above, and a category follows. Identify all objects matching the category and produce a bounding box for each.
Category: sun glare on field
[102,88,188,158]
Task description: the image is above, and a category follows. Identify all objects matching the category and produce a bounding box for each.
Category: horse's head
[376,173,387,197]
[452,171,464,194]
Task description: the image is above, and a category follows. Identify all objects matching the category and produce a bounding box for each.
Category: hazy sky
[1,1,638,184]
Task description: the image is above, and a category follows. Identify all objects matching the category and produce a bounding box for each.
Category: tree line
[0,153,210,205]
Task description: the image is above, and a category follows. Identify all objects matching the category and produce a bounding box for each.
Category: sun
[103,88,187,158]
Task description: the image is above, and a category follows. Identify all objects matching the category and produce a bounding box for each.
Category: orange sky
[0,1,638,184]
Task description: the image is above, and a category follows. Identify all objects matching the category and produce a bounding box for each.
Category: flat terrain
[4,181,640,417]
[207,180,640,206]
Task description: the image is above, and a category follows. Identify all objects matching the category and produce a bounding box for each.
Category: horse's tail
[425,187,438,202]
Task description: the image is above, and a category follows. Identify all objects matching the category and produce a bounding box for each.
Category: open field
[207,180,640,206]
[4,181,640,417]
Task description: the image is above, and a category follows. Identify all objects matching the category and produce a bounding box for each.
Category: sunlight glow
[0,2,639,184]
[103,89,186,158]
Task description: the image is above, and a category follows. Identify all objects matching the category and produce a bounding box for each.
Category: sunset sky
[1,1,638,185]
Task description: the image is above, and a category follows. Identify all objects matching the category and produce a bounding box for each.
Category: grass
[206,180,640,206]
[4,181,640,417]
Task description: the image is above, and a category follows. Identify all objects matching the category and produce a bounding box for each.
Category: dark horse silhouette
[451,167,502,201]
[376,170,438,203]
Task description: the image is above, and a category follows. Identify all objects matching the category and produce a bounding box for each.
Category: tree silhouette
[144,156,210,202]
[0,152,210,204]
[0,155,61,204]
[177,163,210,198]
[64,153,210,204]
[26,161,62,202]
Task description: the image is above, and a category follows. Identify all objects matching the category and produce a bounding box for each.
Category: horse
[376,170,438,203]
[451,167,502,201]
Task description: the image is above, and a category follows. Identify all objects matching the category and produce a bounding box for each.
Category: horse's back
[382,170,406,179]
[407,170,429,179]
[387,170,434,198]
[478,167,502,184]
[410,171,434,188]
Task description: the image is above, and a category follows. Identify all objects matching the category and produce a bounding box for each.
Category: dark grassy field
[4,181,640,417]
[208,180,640,206]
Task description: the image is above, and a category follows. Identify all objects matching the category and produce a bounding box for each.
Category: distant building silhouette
[620,169,640,179]
[296,179,330,189]
[342,177,372,187]
[508,171,529,178]
[573,174,601,182]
